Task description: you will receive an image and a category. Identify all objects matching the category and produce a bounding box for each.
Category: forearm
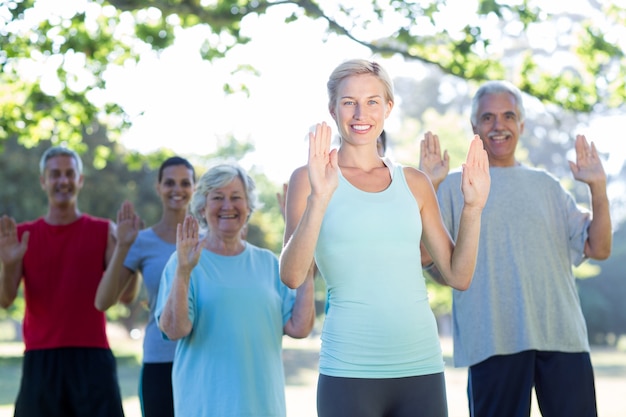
[0,262,21,309]
[586,183,612,259]
[159,268,192,340]
[280,195,328,289]
[94,244,133,311]
[284,269,316,338]
[119,273,141,305]
[447,206,483,290]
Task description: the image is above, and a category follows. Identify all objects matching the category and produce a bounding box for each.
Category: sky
[104,2,625,187]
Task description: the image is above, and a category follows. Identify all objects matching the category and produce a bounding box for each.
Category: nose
[492,115,503,129]
[353,104,362,120]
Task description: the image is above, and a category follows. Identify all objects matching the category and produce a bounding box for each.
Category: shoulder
[288,165,309,185]
[17,217,43,232]
[402,166,434,188]
[246,243,277,259]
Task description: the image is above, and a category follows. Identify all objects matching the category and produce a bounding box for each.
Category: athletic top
[18,215,110,351]
[124,228,177,363]
[315,164,444,378]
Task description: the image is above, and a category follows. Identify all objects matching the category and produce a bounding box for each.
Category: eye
[164,180,175,186]
[368,99,378,105]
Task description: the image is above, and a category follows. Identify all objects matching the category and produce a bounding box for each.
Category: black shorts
[14,347,125,417]
[139,362,174,417]
[468,350,597,417]
[317,372,448,417]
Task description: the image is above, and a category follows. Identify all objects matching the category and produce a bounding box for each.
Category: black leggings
[317,372,448,417]
[139,362,174,417]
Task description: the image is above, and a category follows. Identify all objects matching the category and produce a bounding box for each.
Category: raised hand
[461,135,491,209]
[0,215,29,266]
[308,122,339,199]
[115,201,142,248]
[569,135,607,186]
[419,131,450,188]
[176,215,202,276]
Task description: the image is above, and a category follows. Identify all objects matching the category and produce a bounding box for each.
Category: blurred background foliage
[1,0,625,345]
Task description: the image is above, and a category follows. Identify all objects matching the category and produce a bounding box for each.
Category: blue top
[437,165,591,367]
[315,164,444,378]
[155,243,296,417]
[124,228,177,363]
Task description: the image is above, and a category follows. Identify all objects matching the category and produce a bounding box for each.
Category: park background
[1,0,626,415]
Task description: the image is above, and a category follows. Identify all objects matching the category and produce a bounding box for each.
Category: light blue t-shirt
[315,164,444,378]
[437,165,591,367]
[155,244,296,417]
[124,228,177,363]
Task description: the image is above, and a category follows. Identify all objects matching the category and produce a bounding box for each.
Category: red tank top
[18,215,110,351]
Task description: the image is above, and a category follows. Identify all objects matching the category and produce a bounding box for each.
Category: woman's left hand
[461,135,490,209]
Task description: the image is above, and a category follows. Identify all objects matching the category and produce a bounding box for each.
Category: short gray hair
[189,161,258,229]
[470,80,525,126]
[39,146,83,175]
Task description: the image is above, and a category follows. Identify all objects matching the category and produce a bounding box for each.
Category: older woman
[155,160,315,417]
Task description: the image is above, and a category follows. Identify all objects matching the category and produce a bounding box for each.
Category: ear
[329,105,337,121]
[472,124,479,135]
[519,120,525,135]
[39,175,45,190]
[384,100,394,118]
[76,174,85,189]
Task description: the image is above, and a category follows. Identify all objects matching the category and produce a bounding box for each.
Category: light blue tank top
[315,164,444,378]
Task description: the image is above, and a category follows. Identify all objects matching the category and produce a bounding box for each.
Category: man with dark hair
[0,146,139,417]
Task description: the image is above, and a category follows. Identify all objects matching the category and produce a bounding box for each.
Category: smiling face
[39,155,84,208]
[330,73,393,150]
[203,176,250,239]
[472,91,525,167]
[157,164,195,212]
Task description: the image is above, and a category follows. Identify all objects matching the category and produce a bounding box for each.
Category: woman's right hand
[308,122,339,200]
[176,215,202,276]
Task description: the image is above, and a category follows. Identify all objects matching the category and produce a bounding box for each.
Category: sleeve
[122,234,143,273]
[563,187,592,267]
[275,255,296,326]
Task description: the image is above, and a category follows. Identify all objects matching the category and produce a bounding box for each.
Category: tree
[1,0,625,161]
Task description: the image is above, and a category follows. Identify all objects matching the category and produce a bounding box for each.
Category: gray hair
[39,146,84,175]
[327,59,394,112]
[470,80,525,126]
[189,161,258,229]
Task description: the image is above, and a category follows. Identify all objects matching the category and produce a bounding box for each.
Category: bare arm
[569,135,612,260]
[95,202,143,311]
[283,266,316,338]
[280,123,338,289]
[158,215,201,340]
[0,216,28,309]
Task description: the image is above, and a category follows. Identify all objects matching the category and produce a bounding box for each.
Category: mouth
[351,124,371,132]
[488,131,512,142]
